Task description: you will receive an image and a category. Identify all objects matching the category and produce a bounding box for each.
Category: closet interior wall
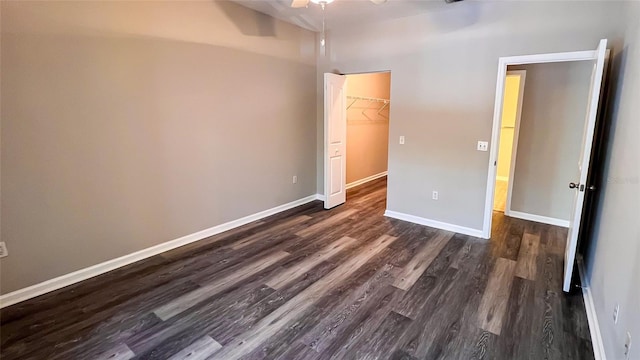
[345,72,391,186]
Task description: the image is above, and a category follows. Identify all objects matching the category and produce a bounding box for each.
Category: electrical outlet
[432,191,439,200]
[0,242,8,258]
[399,136,405,145]
[625,332,632,359]
[477,141,489,152]
[614,304,620,324]
[292,175,298,184]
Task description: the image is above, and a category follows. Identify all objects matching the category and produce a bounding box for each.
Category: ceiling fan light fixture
[310,0,334,4]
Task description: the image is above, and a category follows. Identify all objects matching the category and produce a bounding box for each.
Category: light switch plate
[477,141,489,152]
[399,136,405,145]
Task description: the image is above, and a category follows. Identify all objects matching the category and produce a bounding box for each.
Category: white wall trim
[315,193,325,201]
[384,210,484,238]
[346,171,388,190]
[506,210,570,228]
[0,194,321,309]
[578,258,607,360]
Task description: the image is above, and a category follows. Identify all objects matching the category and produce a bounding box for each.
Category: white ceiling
[232,0,458,32]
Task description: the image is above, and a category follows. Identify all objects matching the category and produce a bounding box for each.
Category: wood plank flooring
[0,177,594,359]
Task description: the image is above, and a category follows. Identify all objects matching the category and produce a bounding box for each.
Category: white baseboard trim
[346,171,388,190]
[496,175,509,182]
[315,193,325,202]
[578,258,607,360]
[506,210,570,228]
[384,210,484,238]
[0,194,321,309]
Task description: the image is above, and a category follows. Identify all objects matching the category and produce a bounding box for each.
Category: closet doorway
[344,72,391,205]
[322,71,391,209]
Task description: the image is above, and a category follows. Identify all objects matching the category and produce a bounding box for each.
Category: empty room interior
[1,1,638,359]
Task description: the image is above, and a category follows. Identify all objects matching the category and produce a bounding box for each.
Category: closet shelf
[346,95,390,120]
[346,95,390,104]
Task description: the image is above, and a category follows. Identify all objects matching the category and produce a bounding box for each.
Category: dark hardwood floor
[0,177,593,359]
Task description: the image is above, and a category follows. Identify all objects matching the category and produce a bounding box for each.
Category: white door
[324,73,347,209]
[563,39,609,292]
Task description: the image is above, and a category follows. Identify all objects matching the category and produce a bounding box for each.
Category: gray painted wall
[510,62,592,221]
[0,1,317,294]
[317,1,626,232]
[585,2,640,359]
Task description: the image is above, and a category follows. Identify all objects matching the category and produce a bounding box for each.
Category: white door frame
[482,49,600,239]
[501,70,527,216]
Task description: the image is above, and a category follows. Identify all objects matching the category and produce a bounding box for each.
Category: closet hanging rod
[346,95,390,104]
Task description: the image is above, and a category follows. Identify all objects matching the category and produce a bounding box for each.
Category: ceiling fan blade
[291,0,309,8]
[370,0,387,4]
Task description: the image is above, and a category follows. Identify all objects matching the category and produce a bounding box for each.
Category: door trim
[482,49,602,239]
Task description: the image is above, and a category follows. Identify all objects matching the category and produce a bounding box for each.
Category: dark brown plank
[208,234,397,359]
[300,264,400,352]
[318,285,406,359]
[392,234,465,320]
[502,217,525,260]
[515,233,540,280]
[340,311,413,360]
[153,250,290,320]
[392,231,454,290]
[477,257,517,335]
[295,208,358,237]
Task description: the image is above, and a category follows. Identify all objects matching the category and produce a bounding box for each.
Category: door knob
[569,182,579,189]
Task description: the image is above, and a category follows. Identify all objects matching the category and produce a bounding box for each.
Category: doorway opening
[344,72,391,205]
[483,40,608,292]
[323,71,390,210]
[492,70,526,214]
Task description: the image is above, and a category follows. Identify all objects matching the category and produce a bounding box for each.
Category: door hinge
[580,184,585,192]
